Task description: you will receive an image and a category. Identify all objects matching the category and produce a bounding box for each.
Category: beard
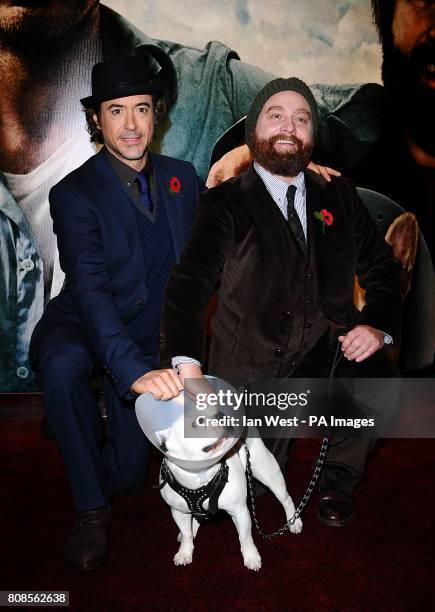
[382,40,435,156]
[250,132,313,177]
[0,0,99,56]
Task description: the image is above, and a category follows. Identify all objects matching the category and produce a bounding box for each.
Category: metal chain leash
[245,436,329,539]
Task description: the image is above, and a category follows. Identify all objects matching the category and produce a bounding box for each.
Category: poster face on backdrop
[0,0,432,392]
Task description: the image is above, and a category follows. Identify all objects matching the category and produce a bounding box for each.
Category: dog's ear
[385,212,419,298]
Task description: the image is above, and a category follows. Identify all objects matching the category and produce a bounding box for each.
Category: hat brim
[80,80,164,109]
[209,116,246,170]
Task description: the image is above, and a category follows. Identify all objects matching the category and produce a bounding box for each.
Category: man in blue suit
[29,54,199,571]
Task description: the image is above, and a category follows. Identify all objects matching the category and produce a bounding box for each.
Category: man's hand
[131,369,183,400]
[338,325,385,363]
[176,363,222,419]
[307,161,341,182]
[206,145,252,187]
[176,363,205,387]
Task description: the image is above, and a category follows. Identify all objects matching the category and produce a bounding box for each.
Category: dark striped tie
[136,171,153,213]
[286,184,306,252]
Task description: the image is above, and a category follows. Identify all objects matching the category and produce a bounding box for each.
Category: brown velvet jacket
[161,165,402,380]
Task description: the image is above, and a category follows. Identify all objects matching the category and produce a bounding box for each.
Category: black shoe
[317,490,355,527]
[63,506,111,571]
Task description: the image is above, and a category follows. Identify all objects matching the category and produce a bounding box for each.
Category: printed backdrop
[0,0,388,392]
[106,0,381,84]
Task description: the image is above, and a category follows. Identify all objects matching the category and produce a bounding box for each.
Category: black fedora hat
[80,45,177,108]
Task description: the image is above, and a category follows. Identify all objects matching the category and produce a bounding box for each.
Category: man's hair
[371,0,396,47]
[84,95,166,145]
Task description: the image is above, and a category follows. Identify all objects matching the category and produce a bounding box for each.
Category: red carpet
[1,419,434,611]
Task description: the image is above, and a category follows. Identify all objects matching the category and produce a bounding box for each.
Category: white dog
[156,414,302,571]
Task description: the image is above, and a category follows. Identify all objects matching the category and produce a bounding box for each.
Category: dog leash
[245,437,328,539]
[245,340,343,539]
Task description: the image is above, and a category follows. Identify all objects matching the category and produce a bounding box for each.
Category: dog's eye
[160,439,167,453]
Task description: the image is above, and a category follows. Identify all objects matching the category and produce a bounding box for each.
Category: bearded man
[208,0,435,266]
[207,0,435,373]
[161,78,403,527]
[350,0,435,266]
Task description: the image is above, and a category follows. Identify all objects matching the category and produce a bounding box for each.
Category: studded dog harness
[159,458,229,523]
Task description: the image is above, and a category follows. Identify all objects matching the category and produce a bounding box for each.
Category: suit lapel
[238,166,339,275]
[92,150,188,261]
[239,165,292,274]
[305,170,335,269]
[92,149,139,227]
[151,153,186,260]
[91,149,146,276]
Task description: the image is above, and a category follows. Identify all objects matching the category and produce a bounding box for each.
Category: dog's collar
[160,459,229,523]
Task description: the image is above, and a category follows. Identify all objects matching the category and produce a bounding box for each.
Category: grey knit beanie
[245,77,319,147]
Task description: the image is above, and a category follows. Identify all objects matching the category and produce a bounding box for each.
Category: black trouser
[266,329,399,497]
[31,324,151,512]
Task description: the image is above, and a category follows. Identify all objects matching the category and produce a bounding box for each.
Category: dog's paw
[173,549,193,566]
[242,547,262,571]
[290,517,303,534]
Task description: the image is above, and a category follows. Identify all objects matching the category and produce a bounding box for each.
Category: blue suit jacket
[31,148,200,397]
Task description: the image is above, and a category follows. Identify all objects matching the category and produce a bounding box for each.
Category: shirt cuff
[171,356,202,373]
[383,333,393,345]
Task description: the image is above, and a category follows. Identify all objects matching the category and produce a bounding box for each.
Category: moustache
[409,40,435,68]
[269,134,304,150]
[120,132,143,138]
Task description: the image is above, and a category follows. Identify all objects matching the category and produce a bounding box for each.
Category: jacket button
[19,258,35,273]
[137,298,145,306]
[283,311,291,318]
[288,360,298,368]
[305,321,312,328]
[307,271,313,279]
[16,366,29,379]
[274,349,283,357]
[306,298,313,304]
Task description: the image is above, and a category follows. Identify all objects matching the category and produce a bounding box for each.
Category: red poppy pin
[314,208,334,234]
[169,176,181,194]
